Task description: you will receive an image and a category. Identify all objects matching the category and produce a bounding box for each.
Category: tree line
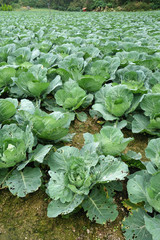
[0,0,159,11]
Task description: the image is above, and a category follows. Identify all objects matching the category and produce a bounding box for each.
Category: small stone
[87,229,90,234]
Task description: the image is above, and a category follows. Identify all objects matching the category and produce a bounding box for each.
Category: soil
[0,189,125,240]
[0,116,149,240]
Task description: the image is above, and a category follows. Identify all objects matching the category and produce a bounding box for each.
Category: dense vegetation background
[0,0,160,11]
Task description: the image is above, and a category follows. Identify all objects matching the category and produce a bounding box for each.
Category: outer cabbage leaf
[92,103,117,121]
[116,66,148,93]
[148,117,160,130]
[53,43,77,56]
[47,194,84,218]
[0,44,16,62]
[17,144,52,171]
[105,85,133,117]
[94,126,133,156]
[48,145,98,173]
[47,146,97,199]
[121,150,143,169]
[15,64,49,97]
[0,66,16,88]
[76,112,87,122]
[29,144,52,163]
[140,93,160,119]
[29,110,70,141]
[34,40,52,53]
[122,209,152,240]
[55,80,87,110]
[85,60,110,79]
[47,145,128,205]
[58,55,84,73]
[34,53,57,68]
[82,186,118,224]
[95,155,129,183]
[47,171,74,203]
[7,47,31,65]
[132,114,150,133]
[126,94,144,114]
[0,98,18,122]
[18,99,35,114]
[145,138,160,169]
[127,170,151,209]
[146,173,160,213]
[17,102,73,141]
[116,51,142,65]
[85,57,120,80]
[145,214,160,240]
[127,169,160,213]
[131,114,160,135]
[6,167,42,197]
[77,75,105,93]
[0,124,34,168]
[47,68,71,83]
[135,58,160,71]
[145,161,157,175]
[80,45,100,59]
[0,168,8,188]
[104,120,127,129]
[93,84,133,119]
[152,83,160,93]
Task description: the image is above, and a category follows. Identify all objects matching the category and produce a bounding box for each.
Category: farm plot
[0,10,160,240]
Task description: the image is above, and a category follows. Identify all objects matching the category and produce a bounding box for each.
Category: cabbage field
[0,9,160,240]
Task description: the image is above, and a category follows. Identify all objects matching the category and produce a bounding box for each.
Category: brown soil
[0,189,125,240]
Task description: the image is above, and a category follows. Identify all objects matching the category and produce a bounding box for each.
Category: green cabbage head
[0,124,34,168]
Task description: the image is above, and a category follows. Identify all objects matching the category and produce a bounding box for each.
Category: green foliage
[92,84,133,120]
[123,137,160,237]
[122,209,152,240]
[0,98,18,122]
[123,1,152,11]
[0,66,16,88]
[55,80,87,110]
[0,124,34,168]
[11,3,21,9]
[6,167,42,197]
[1,0,160,11]
[92,0,107,8]
[0,9,160,235]
[19,0,47,8]
[67,0,83,11]
[82,186,118,224]
[144,215,160,240]
[47,145,128,222]
[1,4,12,11]
[145,138,160,169]
[17,101,73,141]
[15,65,50,98]
[92,126,133,156]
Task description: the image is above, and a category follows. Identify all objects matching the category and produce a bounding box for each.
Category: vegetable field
[0,9,160,240]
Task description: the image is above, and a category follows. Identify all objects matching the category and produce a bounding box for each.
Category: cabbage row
[0,10,160,239]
